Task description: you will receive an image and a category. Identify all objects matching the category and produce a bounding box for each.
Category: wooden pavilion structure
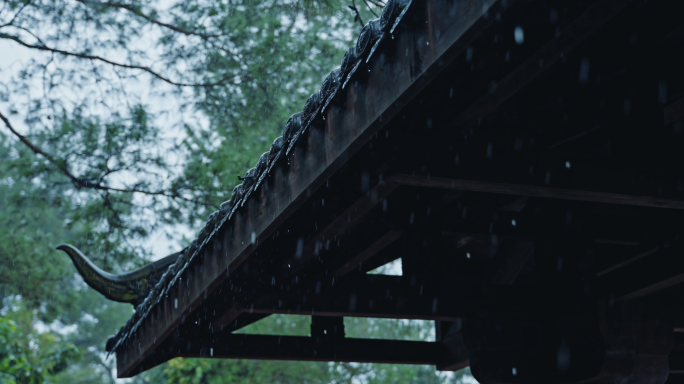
[63,0,684,382]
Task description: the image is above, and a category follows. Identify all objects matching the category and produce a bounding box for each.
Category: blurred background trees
[0,0,474,382]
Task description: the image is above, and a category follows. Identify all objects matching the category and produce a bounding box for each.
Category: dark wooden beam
[349,236,406,274]
[435,321,470,372]
[210,274,410,332]
[595,232,682,277]
[437,336,469,371]
[377,131,684,211]
[211,304,242,332]
[289,180,400,272]
[173,334,449,365]
[334,229,403,276]
[125,332,450,376]
[665,96,684,126]
[207,274,537,327]
[671,351,684,373]
[448,0,634,133]
[666,373,684,384]
[598,237,684,299]
[483,239,534,285]
[237,290,466,321]
[390,175,684,209]
[211,275,473,322]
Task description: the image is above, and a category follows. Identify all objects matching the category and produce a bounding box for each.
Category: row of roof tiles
[107,0,413,354]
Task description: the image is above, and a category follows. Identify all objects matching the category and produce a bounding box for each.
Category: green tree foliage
[0,317,81,384]
[1,0,475,382]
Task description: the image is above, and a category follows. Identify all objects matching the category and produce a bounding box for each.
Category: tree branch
[366,0,385,8]
[0,110,201,204]
[0,0,32,28]
[78,1,248,67]
[0,109,58,163]
[362,0,379,17]
[348,1,365,27]
[80,1,225,39]
[0,32,246,87]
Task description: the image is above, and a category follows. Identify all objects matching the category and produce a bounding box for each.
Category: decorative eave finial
[57,244,180,307]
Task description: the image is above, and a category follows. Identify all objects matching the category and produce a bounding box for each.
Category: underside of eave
[114,0,495,377]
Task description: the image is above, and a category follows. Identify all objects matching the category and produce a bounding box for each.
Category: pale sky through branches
[0,32,196,261]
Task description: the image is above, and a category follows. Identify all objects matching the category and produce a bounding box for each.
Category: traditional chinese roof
[107,0,418,360]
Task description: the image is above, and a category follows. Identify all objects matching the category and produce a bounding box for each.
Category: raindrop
[210,348,214,357]
[295,238,304,258]
[557,340,571,372]
[512,367,517,376]
[322,198,325,206]
[579,57,590,85]
[550,9,559,24]
[427,41,429,45]
[251,231,256,244]
[659,82,668,104]
[623,98,632,116]
[361,172,370,191]
[511,219,517,226]
[630,31,638,46]
[466,252,471,259]
[449,88,454,98]
[409,212,415,224]
[272,277,276,285]
[565,161,571,169]
[515,138,523,151]
[174,298,178,309]
[514,26,524,44]
[382,199,388,212]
